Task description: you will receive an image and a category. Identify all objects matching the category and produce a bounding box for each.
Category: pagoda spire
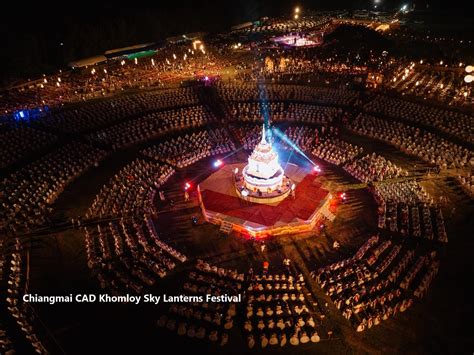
[261,124,267,144]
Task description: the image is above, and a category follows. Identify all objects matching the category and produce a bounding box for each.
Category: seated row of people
[87,105,216,150]
[1,142,107,233]
[141,129,235,168]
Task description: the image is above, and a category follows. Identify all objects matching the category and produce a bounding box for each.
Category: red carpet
[201,174,328,226]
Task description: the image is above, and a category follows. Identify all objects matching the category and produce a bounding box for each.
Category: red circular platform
[198,163,333,238]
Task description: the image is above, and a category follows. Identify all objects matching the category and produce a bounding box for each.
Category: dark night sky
[0,0,472,84]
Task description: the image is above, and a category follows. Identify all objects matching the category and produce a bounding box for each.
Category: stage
[198,163,332,238]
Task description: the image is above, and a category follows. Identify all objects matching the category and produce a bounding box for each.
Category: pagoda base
[197,163,332,238]
[234,169,293,205]
[235,186,292,204]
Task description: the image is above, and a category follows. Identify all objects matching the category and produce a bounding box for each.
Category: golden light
[193,40,202,50]
[464,75,474,83]
[294,14,299,20]
[466,65,474,73]
[121,60,125,66]
[375,24,390,32]
[463,91,468,97]
[294,6,300,13]
[103,69,107,74]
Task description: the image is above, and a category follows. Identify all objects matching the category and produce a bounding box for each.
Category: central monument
[236,125,293,204]
[197,124,333,238]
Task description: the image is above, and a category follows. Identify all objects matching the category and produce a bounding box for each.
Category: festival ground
[21,141,474,354]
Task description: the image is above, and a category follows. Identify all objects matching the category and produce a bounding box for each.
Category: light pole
[462,65,473,101]
[294,6,300,20]
[465,65,474,83]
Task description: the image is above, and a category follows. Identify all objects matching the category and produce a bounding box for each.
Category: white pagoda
[242,125,285,193]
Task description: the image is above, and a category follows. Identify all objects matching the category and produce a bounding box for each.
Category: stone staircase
[219,221,234,234]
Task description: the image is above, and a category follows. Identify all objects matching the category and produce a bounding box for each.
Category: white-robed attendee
[166,319,176,331]
[195,327,206,339]
[269,333,279,345]
[290,331,300,346]
[209,330,218,342]
[157,315,167,327]
[310,330,320,343]
[247,335,255,349]
[300,331,310,344]
[186,325,195,338]
[177,322,186,336]
[224,317,233,329]
[220,333,228,346]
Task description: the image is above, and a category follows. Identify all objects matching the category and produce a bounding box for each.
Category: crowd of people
[233,17,329,35]
[86,159,174,219]
[312,235,439,332]
[348,113,472,169]
[1,239,14,355]
[87,105,216,150]
[218,83,358,107]
[1,142,107,234]
[1,238,48,354]
[227,101,339,126]
[157,259,333,349]
[373,181,448,242]
[141,129,235,168]
[158,260,243,346]
[0,42,217,115]
[244,272,327,348]
[343,152,407,183]
[0,126,57,169]
[231,124,265,150]
[386,64,472,108]
[0,12,472,354]
[282,126,319,151]
[84,215,186,294]
[363,95,474,144]
[456,171,474,197]
[312,137,363,166]
[37,87,199,134]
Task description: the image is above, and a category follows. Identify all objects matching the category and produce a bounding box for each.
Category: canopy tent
[68,55,107,68]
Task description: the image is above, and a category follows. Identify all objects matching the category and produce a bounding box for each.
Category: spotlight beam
[284,145,295,170]
[185,143,250,188]
[221,144,247,159]
[272,127,317,166]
